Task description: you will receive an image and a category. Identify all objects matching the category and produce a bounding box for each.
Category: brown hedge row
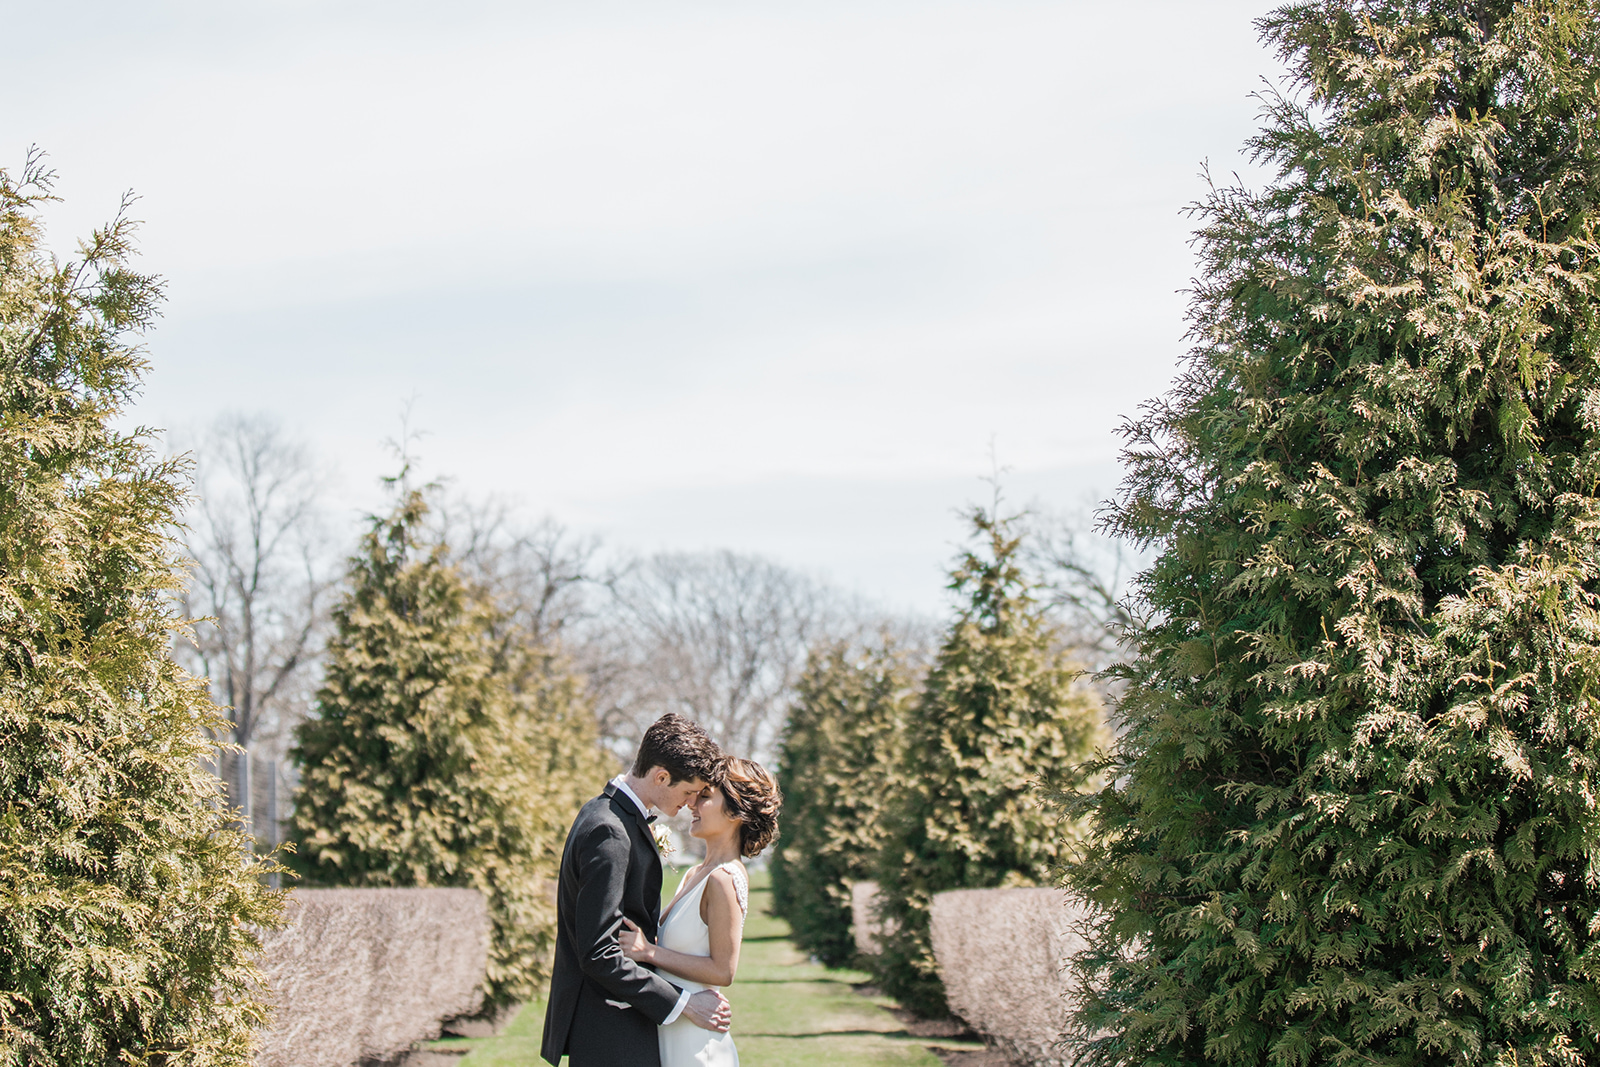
[255,888,488,1067]
[851,880,886,958]
[929,887,1087,1067]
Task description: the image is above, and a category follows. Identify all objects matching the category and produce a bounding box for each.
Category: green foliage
[0,156,283,1066]
[289,485,607,1007]
[471,560,616,855]
[1065,4,1600,1066]
[771,636,916,968]
[875,507,1104,1018]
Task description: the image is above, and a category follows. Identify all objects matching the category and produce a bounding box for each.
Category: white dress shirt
[610,775,691,1025]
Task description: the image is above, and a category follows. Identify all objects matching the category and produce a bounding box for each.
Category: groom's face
[651,770,709,816]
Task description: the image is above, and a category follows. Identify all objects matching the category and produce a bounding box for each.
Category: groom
[541,713,732,1066]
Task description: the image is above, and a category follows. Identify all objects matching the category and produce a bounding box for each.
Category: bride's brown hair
[714,757,781,858]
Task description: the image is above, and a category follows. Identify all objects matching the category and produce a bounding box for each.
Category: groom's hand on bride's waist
[683,989,731,1033]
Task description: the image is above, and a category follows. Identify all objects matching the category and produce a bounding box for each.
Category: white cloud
[4,0,1285,610]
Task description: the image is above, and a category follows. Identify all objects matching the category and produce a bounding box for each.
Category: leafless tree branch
[577,550,846,764]
[175,413,334,832]
[1025,506,1145,684]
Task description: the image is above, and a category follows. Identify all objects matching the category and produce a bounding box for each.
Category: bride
[620,756,781,1067]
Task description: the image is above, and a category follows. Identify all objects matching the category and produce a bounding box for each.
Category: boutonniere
[652,823,676,857]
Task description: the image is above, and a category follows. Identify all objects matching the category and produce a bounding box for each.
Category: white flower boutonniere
[652,823,676,857]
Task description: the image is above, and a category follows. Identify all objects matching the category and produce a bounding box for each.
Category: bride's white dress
[657,861,748,1067]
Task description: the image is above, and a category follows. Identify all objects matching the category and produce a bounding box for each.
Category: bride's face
[688,785,742,845]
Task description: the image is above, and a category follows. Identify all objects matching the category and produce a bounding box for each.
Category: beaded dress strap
[723,862,749,917]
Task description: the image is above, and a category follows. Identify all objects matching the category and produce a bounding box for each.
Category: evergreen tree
[0,156,282,1065]
[470,554,616,850]
[876,506,1103,1017]
[290,483,600,1006]
[1066,4,1600,1066]
[485,634,615,994]
[498,644,615,860]
[772,635,916,967]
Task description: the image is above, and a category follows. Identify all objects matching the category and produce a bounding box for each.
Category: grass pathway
[444,869,981,1066]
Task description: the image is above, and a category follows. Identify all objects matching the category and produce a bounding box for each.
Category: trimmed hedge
[929,888,1085,1067]
[851,880,887,957]
[256,888,488,1067]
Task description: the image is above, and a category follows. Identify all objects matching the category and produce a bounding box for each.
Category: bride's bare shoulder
[713,862,749,915]
[703,862,748,913]
[706,863,742,890]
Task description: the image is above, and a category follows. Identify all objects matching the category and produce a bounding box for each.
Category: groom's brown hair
[631,713,721,784]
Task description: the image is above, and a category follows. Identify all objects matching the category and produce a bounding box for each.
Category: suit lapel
[604,782,654,836]
[645,840,663,926]
[604,783,665,928]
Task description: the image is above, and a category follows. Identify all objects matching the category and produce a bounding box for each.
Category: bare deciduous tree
[1026,507,1146,701]
[438,496,601,653]
[582,550,838,763]
[177,414,333,843]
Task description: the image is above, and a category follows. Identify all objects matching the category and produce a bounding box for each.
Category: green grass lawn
[445,868,980,1066]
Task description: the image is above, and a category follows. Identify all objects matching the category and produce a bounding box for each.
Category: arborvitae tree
[498,644,614,854]
[290,483,600,1006]
[485,636,615,986]
[772,635,916,967]
[875,507,1104,1017]
[1065,4,1600,1066]
[0,157,282,1065]
[470,557,616,844]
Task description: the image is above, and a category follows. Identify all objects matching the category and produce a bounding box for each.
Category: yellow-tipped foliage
[289,486,608,1006]
[1066,4,1600,1065]
[0,155,283,1067]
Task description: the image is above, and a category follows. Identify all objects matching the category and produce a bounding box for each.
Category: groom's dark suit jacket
[541,782,683,1066]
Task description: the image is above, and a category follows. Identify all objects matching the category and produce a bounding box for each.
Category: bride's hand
[619,918,654,963]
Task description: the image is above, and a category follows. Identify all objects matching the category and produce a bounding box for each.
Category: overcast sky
[5,0,1285,614]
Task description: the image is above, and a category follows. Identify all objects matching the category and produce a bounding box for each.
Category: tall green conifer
[1067,4,1600,1065]
[772,636,915,967]
[472,573,615,854]
[289,484,596,1006]
[0,157,282,1065]
[876,507,1103,1017]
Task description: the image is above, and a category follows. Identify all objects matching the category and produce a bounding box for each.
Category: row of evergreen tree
[779,3,1600,1065]
[11,0,1600,1063]
[771,505,1106,1017]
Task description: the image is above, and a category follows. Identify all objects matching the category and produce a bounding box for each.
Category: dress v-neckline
[662,860,731,925]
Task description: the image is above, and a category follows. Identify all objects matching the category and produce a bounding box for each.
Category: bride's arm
[621,870,744,987]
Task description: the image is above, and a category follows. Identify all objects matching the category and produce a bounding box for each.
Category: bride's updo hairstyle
[714,757,781,858]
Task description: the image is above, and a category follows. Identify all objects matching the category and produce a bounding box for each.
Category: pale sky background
[5,0,1285,615]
